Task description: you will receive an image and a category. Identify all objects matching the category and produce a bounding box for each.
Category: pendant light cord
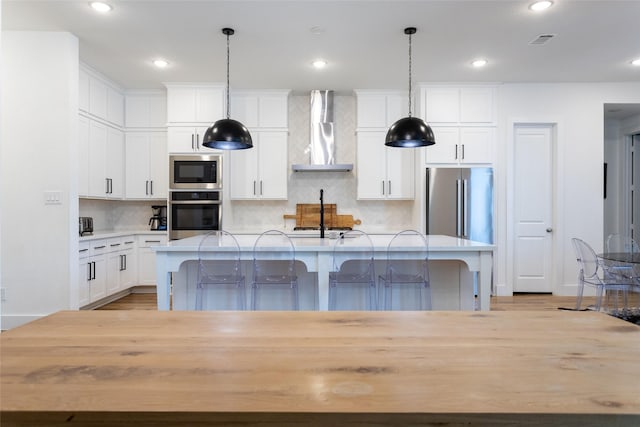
[408,30,413,118]
[226,31,231,120]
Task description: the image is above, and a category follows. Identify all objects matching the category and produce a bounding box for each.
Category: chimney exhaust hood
[292,90,353,172]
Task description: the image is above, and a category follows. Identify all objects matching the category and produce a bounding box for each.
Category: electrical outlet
[0,288,6,302]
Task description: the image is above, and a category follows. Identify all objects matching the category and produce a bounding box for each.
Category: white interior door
[513,125,554,292]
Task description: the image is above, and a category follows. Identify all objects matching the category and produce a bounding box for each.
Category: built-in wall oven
[168,190,222,240]
[170,154,222,190]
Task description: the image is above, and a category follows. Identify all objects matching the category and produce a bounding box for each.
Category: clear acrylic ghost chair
[328,230,377,310]
[378,230,431,311]
[196,230,246,310]
[571,237,634,313]
[251,230,299,310]
[605,233,640,280]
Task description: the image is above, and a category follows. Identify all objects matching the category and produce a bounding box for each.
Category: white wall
[495,83,640,296]
[1,31,79,328]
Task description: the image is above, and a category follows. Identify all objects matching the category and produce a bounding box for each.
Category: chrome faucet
[320,189,325,238]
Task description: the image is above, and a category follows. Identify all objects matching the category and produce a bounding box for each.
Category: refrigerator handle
[456,179,463,237]
[462,179,469,238]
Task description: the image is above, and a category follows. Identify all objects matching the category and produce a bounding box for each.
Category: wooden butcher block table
[1,310,639,426]
[284,203,362,229]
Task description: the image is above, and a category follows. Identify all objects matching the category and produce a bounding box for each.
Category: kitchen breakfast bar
[153,234,494,311]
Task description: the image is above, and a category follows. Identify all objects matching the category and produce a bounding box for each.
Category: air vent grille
[529,34,556,45]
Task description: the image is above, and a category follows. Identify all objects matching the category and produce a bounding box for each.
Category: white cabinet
[78,241,91,307]
[230,131,288,200]
[167,125,220,153]
[85,240,108,304]
[106,126,124,198]
[106,237,137,294]
[137,234,168,286]
[426,127,494,165]
[79,65,124,127]
[78,115,90,197]
[356,131,414,200]
[82,119,123,199]
[355,91,408,128]
[125,92,167,128]
[420,86,496,125]
[231,91,289,128]
[119,238,137,290]
[125,132,168,199]
[165,84,225,124]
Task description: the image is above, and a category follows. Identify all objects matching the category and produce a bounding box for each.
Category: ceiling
[3,0,640,97]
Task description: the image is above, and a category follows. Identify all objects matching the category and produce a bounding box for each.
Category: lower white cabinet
[137,234,168,286]
[106,237,137,294]
[229,131,288,200]
[356,131,415,200]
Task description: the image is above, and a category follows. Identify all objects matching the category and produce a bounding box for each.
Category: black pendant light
[385,27,435,148]
[202,28,253,150]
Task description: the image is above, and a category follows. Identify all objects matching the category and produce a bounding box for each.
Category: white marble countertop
[79,230,167,242]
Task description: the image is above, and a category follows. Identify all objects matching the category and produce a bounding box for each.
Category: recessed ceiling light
[312,59,327,69]
[471,59,488,68]
[529,1,553,11]
[89,2,113,13]
[631,58,640,66]
[153,59,169,68]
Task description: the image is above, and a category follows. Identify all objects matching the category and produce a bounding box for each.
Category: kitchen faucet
[320,189,325,238]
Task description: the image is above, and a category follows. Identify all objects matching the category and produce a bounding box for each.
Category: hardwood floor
[98,292,600,311]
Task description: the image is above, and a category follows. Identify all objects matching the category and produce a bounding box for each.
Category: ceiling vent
[529,34,556,45]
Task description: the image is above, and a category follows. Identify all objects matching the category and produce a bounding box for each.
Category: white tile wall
[79,199,164,232]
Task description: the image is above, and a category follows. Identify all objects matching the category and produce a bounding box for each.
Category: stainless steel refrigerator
[426,167,494,244]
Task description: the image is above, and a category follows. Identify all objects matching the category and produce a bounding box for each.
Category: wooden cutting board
[283,204,361,229]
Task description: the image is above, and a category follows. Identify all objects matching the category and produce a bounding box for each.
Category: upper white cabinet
[79,117,124,199]
[356,131,414,200]
[231,91,289,128]
[125,132,168,199]
[229,131,288,200]
[425,127,495,165]
[355,90,408,129]
[79,65,124,127]
[165,84,225,124]
[125,91,167,128]
[165,84,225,153]
[420,85,496,125]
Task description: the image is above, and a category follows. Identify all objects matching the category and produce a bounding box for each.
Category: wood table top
[1,310,639,426]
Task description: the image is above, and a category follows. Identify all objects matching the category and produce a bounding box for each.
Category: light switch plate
[44,191,63,205]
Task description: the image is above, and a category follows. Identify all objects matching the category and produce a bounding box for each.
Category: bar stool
[378,230,431,310]
[251,230,299,310]
[328,230,377,310]
[196,230,246,310]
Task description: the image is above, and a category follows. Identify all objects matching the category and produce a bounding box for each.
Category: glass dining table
[597,251,640,322]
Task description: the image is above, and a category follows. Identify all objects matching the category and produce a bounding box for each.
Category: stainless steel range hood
[292,90,353,172]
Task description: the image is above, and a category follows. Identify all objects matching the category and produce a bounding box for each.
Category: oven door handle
[169,200,221,205]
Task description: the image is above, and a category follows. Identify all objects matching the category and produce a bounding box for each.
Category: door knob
[546,228,553,233]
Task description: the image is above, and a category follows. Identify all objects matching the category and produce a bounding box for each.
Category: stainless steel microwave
[169,154,222,190]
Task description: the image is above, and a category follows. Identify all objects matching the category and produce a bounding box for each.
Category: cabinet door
[120,240,137,290]
[423,87,460,124]
[89,78,108,120]
[79,69,90,113]
[167,87,197,123]
[78,115,90,197]
[107,86,124,127]
[229,142,259,199]
[460,87,495,124]
[79,259,91,307]
[386,145,415,199]
[257,132,288,199]
[88,121,108,197]
[356,132,387,199]
[167,127,197,152]
[106,248,122,295]
[258,95,288,127]
[356,94,387,128]
[195,87,224,123]
[125,133,151,198]
[425,127,460,165]
[137,235,167,286]
[148,133,168,199]
[459,127,494,164]
[106,127,124,198]
[231,94,259,128]
[90,255,107,302]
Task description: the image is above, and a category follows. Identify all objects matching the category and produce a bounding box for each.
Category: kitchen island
[153,234,494,311]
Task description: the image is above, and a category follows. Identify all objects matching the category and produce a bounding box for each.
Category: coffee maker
[149,205,167,231]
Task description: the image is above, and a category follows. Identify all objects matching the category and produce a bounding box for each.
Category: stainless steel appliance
[426,167,494,244]
[168,191,221,240]
[79,217,93,236]
[170,154,222,190]
[149,205,167,231]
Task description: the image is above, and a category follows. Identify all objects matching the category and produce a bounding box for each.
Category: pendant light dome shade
[202,27,253,150]
[385,27,436,148]
[385,116,435,147]
[202,118,253,150]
